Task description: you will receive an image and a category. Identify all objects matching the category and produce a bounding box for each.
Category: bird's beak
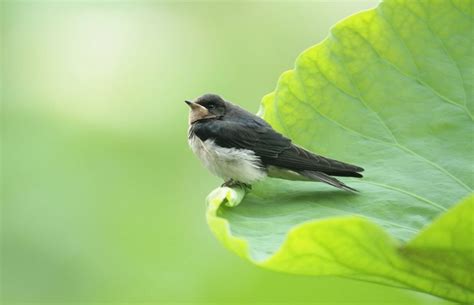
[184,100,206,111]
[184,100,200,109]
[184,100,210,123]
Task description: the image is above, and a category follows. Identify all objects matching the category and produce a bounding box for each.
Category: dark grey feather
[299,170,358,192]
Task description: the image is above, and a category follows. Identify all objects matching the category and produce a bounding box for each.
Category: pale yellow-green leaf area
[206,0,474,302]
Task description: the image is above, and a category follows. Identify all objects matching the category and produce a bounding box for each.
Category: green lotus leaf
[206,0,473,302]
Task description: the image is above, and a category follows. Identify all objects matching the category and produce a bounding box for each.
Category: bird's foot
[221,179,252,190]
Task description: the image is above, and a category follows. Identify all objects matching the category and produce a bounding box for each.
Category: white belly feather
[188,135,266,184]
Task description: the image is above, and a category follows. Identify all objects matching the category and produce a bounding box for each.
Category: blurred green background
[1,1,456,304]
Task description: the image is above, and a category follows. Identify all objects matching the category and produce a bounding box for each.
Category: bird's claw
[221,179,252,190]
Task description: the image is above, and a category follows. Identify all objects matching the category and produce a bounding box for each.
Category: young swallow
[185,94,364,191]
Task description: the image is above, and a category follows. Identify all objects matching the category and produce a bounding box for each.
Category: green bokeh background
[0,1,456,304]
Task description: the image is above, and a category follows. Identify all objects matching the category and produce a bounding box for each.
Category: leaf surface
[206,0,474,302]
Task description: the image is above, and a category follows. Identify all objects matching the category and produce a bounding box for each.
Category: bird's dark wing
[268,144,364,177]
[191,119,363,177]
[191,119,291,158]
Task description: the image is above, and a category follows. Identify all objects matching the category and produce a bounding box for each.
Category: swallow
[185,94,364,191]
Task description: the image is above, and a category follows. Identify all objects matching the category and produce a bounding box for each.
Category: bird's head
[185,93,227,124]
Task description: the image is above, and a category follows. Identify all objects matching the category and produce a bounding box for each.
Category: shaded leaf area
[206,0,473,303]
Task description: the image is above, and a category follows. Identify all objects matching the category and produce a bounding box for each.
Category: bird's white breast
[188,134,266,184]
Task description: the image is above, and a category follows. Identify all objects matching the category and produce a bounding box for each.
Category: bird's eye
[208,104,215,109]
